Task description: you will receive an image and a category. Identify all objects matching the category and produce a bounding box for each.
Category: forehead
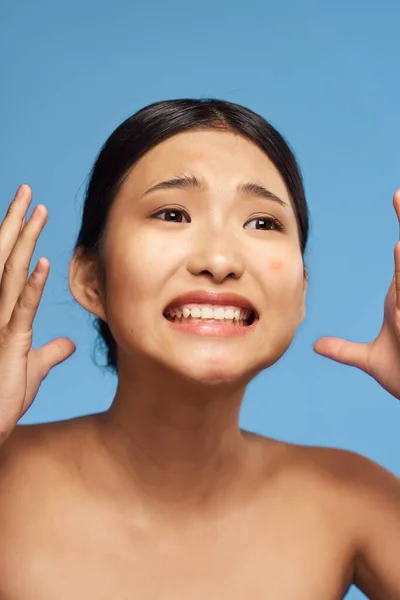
[122,129,290,202]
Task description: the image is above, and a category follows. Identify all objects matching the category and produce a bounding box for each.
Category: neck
[93,360,253,516]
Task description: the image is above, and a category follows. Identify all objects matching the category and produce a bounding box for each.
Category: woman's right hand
[0,185,76,445]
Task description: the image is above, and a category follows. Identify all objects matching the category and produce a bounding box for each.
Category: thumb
[37,337,76,375]
[313,336,370,372]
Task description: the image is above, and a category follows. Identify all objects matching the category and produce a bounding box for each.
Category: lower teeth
[168,317,246,325]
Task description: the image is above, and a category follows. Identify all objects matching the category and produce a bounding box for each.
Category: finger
[313,337,370,372]
[0,204,48,328]
[7,257,49,336]
[0,185,32,279]
[20,338,76,416]
[393,188,400,226]
[394,241,400,311]
[36,337,76,376]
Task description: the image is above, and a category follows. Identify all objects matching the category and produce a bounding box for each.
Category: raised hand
[313,188,400,400]
[0,185,75,444]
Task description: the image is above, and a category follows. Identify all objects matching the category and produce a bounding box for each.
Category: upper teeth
[165,305,251,321]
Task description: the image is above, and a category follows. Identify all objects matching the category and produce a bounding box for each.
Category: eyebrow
[140,173,288,208]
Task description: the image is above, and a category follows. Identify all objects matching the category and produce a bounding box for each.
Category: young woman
[0,99,399,599]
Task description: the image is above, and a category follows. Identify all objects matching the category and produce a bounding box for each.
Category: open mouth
[162,290,259,333]
[246,311,257,326]
[163,306,258,327]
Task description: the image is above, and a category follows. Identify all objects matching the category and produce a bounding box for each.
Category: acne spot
[269,260,283,272]
[190,151,205,160]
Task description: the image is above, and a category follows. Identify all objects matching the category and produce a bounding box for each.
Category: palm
[368,283,400,398]
[313,189,400,401]
[24,347,50,415]
[0,336,71,430]
[0,185,75,441]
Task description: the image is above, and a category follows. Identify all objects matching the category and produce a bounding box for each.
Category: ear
[69,247,107,321]
[299,266,308,323]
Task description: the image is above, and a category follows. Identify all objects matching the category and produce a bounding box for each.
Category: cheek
[102,225,183,304]
[269,260,284,273]
[265,257,304,298]
[102,233,151,301]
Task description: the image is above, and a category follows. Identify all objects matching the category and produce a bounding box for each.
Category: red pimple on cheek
[269,260,283,272]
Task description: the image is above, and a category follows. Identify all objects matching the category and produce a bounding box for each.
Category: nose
[186,225,245,284]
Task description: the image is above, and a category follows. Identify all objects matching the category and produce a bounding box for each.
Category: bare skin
[0,418,357,600]
[0,133,399,599]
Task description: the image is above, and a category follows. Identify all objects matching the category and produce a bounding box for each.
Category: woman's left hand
[313,188,400,401]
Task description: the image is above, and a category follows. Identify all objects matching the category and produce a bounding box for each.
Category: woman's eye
[152,208,190,223]
[245,216,284,232]
[151,211,282,230]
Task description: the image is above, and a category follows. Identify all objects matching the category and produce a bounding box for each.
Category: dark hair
[74,98,310,373]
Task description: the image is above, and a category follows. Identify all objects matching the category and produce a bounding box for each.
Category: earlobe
[68,248,107,321]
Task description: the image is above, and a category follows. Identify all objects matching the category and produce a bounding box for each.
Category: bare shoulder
[0,415,99,511]
[291,443,400,599]
[248,430,400,492]
[248,432,399,541]
[0,414,95,467]
[265,438,400,569]
[290,442,400,503]
[259,437,400,514]
[0,422,56,486]
[242,430,385,527]
[0,417,102,597]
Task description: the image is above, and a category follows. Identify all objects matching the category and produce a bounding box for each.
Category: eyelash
[151,208,285,232]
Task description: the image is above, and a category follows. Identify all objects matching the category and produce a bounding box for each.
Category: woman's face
[92,129,307,385]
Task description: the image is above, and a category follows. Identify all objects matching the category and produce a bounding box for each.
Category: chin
[181,367,249,388]
[168,352,259,389]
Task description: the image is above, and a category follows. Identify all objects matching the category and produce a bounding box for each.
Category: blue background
[1,1,399,597]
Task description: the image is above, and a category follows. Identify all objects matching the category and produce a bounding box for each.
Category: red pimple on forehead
[190,150,205,160]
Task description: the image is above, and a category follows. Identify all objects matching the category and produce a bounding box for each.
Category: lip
[163,289,258,315]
